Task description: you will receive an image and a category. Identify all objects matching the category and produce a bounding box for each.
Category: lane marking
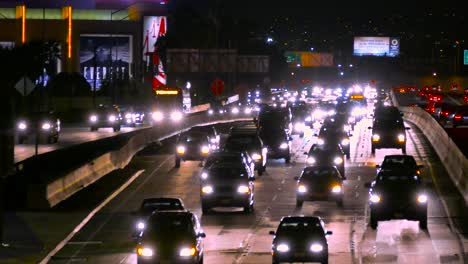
[39,169,145,264]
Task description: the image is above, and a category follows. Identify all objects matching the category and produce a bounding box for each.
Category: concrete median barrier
[11,111,253,209]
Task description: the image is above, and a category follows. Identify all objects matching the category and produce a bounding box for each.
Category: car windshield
[180,132,205,143]
[147,215,193,237]
[141,200,183,213]
[277,220,323,236]
[310,144,340,153]
[303,168,338,179]
[226,136,257,148]
[378,174,420,182]
[208,167,247,178]
[382,156,416,167]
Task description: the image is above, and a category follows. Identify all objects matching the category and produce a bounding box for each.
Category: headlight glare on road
[108,115,117,122]
[398,134,405,142]
[417,194,428,203]
[177,146,186,154]
[201,185,213,194]
[294,122,304,132]
[237,185,250,194]
[372,134,380,142]
[279,142,288,149]
[179,247,196,257]
[276,243,290,252]
[306,157,316,164]
[201,145,210,154]
[137,247,153,257]
[310,243,323,252]
[334,157,344,165]
[298,184,307,193]
[42,123,51,130]
[18,122,27,130]
[136,222,145,230]
[370,194,381,203]
[331,185,342,193]
[90,115,98,122]
[231,107,239,114]
[252,153,262,160]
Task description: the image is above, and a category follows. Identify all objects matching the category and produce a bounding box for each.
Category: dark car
[365,169,428,230]
[448,108,468,128]
[305,144,345,177]
[89,105,122,132]
[204,150,255,176]
[369,107,408,154]
[290,102,309,137]
[16,111,60,144]
[260,128,291,163]
[257,107,293,137]
[317,119,352,159]
[376,155,423,175]
[132,198,186,239]
[189,125,220,149]
[295,166,345,207]
[136,211,205,264]
[175,131,213,168]
[225,125,268,175]
[269,216,332,264]
[200,162,255,214]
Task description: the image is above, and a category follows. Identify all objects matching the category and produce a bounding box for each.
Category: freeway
[42,114,466,263]
[14,126,144,163]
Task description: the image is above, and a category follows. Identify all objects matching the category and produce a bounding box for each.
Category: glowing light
[156,90,179,95]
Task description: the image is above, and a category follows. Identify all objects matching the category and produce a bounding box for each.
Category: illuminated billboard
[353,37,400,57]
[285,52,334,67]
[79,34,132,90]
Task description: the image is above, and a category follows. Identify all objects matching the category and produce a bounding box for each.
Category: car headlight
[244,107,252,114]
[232,107,239,114]
[398,134,405,142]
[201,172,208,180]
[108,115,117,122]
[372,134,380,142]
[417,194,428,203]
[298,184,307,193]
[136,222,145,230]
[125,113,132,119]
[137,247,154,257]
[310,243,323,252]
[237,185,250,194]
[305,116,312,122]
[208,109,214,115]
[341,138,350,146]
[90,115,98,122]
[179,247,196,257]
[331,185,342,193]
[201,145,210,154]
[252,153,262,160]
[171,111,183,121]
[317,138,325,145]
[219,109,224,114]
[201,185,213,194]
[152,111,164,121]
[177,146,186,154]
[42,123,51,130]
[279,143,288,149]
[370,194,381,203]
[306,156,316,164]
[276,243,290,252]
[334,157,344,165]
[18,122,27,130]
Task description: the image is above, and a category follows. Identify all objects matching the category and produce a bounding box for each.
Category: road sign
[15,76,35,96]
[211,79,224,96]
[464,50,468,65]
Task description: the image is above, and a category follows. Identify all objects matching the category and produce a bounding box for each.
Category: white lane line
[39,169,145,264]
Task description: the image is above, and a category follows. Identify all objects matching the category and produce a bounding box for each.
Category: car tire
[346,152,351,160]
[17,136,25,144]
[336,198,344,207]
[285,157,291,164]
[321,256,329,264]
[370,213,378,230]
[113,125,121,132]
[272,257,279,264]
[201,203,210,215]
[371,146,376,155]
[244,203,254,214]
[199,255,204,264]
[419,215,428,230]
[402,146,407,154]
[296,199,303,207]
[90,126,98,132]
[175,158,181,168]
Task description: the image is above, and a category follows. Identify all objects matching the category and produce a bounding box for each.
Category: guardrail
[11,111,253,209]
[398,105,468,205]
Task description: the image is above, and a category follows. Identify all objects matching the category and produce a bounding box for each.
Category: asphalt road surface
[45,116,466,264]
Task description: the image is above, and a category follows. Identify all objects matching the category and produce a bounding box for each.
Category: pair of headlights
[17,122,52,130]
[306,156,343,165]
[297,184,341,194]
[201,185,250,194]
[137,246,196,257]
[370,193,428,204]
[276,242,323,253]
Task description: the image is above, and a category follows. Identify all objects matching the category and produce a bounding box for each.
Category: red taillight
[444,112,449,117]
[431,108,436,113]
[454,115,462,120]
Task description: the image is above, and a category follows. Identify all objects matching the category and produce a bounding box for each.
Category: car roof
[280,215,322,223]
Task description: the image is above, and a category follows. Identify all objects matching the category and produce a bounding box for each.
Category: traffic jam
[131,84,429,264]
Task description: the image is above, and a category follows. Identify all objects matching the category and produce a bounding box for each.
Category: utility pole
[93,46,97,108]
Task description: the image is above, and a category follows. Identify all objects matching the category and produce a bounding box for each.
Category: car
[204,150,255,175]
[132,198,186,239]
[189,125,220,149]
[257,107,293,137]
[317,119,352,159]
[369,106,408,154]
[16,111,60,144]
[295,166,345,207]
[365,169,428,230]
[225,125,268,175]
[376,155,423,175]
[259,127,292,163]
[305,144,346,177]
[290,102,310,137]
[269,216,332,264]
[200,162,256,214]
[88,104,122,132]
[136,211,205,264]
[175,131,213,168]
[448,108,468,128]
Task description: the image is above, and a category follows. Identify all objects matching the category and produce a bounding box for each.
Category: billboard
[353,37,400,57]
[79,35,132,90]
[285,52,334,67]
[143,16,167,89]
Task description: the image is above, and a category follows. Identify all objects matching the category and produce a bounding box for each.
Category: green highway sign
[464,50,468,65]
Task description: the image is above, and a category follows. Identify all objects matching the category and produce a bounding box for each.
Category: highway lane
[14,126,146,163]
[46,116,465,263]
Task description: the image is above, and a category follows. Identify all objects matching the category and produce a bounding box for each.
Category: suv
[189,125,220,149]
[225,125,267,175]
[365,169,428,229]
[89,105,122,132]
[16,111,61,144]
[369,107,409,154]
[200,162,256,214]
[305,144,345,178]
[257,107,293,137]
[259,127,292,163]
[204,150,255,176]
[175,131,213,168]
[376,155,423,175]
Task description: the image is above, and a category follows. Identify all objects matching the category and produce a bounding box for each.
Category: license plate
[294,252,305,258]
